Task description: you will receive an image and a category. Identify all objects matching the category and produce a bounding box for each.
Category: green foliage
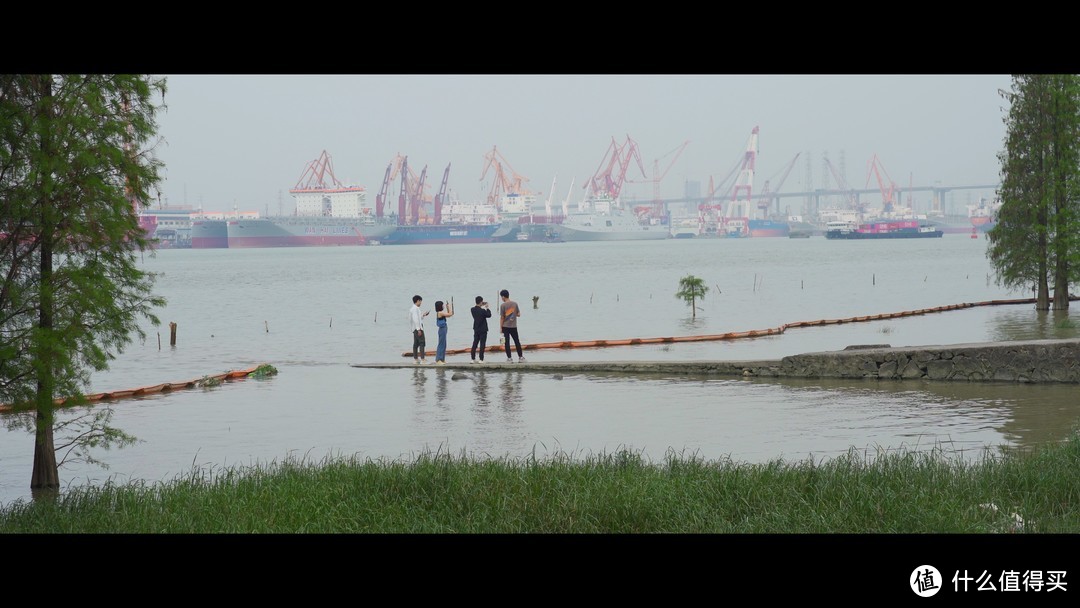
[197,376,222,389]
[5,434,1080,532]
[248,364,279,379]
[990,75,1080,310]
[675,274,709,319]
[0,75,167,485]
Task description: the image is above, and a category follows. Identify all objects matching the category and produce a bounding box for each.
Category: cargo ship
[747,218,790,238]
[191,219,228,249]
[825,219,944,239]
[381,223,500,245]
[226,216,396,248]
[968,197,1001,232]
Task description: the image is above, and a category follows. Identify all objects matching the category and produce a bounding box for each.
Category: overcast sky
[152,75,1012,215]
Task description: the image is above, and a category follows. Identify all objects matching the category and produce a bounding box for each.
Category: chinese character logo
[912,565,942,597]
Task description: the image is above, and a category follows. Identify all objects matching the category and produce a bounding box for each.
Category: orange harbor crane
[866,153,899,214]
[479,146,532,211]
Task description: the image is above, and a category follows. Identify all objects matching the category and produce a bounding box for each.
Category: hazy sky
[152,75,1013,215]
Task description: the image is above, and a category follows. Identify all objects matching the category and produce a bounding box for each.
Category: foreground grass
[3,438,1080,533]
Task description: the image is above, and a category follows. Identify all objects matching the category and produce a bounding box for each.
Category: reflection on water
[989,308,1080,342]
[472,371,492,408]
[748,376,1080,453]
[500,371,524,413]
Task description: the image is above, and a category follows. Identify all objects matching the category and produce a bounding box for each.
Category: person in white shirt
[409,294,430,364]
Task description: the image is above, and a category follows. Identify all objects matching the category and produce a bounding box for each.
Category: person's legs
[419,331,426,361]
[478,331,487,361]
[509,328,523,358]
[503,329,512,360]
[471,331,480,361]
[412,330,421,361]
[437,325,447,361]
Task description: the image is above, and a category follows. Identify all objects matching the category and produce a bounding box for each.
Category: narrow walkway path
[401,296,1067,358]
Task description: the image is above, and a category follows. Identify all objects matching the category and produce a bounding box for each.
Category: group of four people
[409,289,525,365]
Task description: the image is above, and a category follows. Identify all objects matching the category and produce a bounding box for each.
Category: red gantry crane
[291,149,345,192]
[433,163,450,225]
[722,126,759,236]
[585,135,648,202]
[866,153,899,214]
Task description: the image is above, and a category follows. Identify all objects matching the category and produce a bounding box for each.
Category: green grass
[3,437,1080,533]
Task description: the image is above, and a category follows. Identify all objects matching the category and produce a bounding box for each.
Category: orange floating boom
[0,365,266,413]
[401,297,1064,358]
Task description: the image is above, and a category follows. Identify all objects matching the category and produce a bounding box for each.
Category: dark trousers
[412,329,426,359]
[471,330,488,360]
[503,327,522,358]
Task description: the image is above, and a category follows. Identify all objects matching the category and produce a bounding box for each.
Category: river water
[2,235,1079,507]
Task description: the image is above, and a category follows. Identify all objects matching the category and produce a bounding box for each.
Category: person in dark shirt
[470,295,492,363]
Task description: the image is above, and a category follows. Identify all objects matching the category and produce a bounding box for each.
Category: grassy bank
[3,437,1080,533]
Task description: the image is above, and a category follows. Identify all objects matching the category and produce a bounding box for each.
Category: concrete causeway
[351,338,1080,384]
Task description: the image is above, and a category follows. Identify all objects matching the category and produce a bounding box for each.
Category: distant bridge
[624,184,1000,215]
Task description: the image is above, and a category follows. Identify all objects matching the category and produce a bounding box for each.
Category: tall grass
[3,436,1080,533]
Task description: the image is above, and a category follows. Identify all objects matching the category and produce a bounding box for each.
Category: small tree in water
[676,275,709,319]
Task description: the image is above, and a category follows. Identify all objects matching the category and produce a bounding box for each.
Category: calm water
[3,235,1079,507]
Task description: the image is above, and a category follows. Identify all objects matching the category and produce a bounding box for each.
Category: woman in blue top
[434,300,454,364]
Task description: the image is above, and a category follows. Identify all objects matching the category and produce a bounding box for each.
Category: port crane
[721,126,759,237]
[755,152,800,218]
[585,135,647,203]
[479,146,532,210]
[824,156,862,214]
[291,149,345,192]
[374,163,392,218]
[866,153,899,214]
[433,163,450,225]
[627,139,690,220]
[697,148,745,235]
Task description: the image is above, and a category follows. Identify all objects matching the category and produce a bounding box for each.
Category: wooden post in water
[169,322,177,346]
[157,332,161,350]
[265,320,269,333]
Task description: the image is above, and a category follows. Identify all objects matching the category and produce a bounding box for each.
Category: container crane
[866,153,898,214]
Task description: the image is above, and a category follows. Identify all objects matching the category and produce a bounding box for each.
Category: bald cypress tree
[0,75,166,496]
[990,74,1080,310]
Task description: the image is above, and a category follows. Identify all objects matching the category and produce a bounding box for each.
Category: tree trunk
[31,410,59,492]
[31,74,60,494]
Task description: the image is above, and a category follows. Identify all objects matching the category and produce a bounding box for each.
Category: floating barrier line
[401,297,1071,358]
[0,365,265,413]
